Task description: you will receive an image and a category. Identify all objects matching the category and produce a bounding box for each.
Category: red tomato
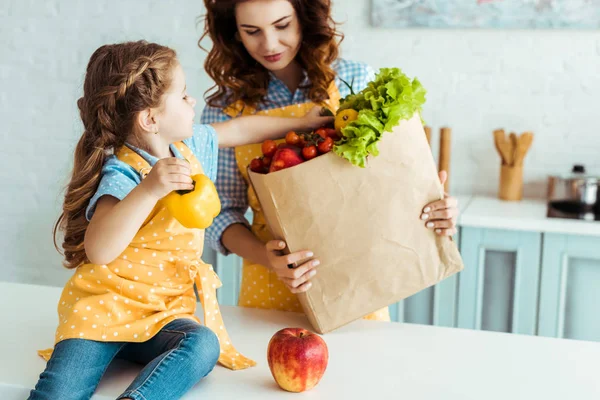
[262,140,277,157]
[302,145,318,160]
[325,128,338,138]
[285,131,300,146]
[262,156,272,168]
[315,128,327,139]
[298,135,307,147]
[250,158,264,173]
[317,136,334,154]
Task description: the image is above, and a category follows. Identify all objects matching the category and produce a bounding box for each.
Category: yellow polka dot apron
[225,82,390,322]
[38,142,256,370]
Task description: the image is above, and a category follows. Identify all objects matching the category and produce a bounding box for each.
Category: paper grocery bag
[248,112,464,333]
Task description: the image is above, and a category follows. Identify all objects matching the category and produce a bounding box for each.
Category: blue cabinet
[390,233,460,327]
[538,233,600,342]
[201,248,240,306]
[457,227,542,335]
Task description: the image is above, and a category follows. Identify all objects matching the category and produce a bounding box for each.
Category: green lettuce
[334,68,426,167]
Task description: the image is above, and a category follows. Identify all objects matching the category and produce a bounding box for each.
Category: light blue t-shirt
[85,124,218,221]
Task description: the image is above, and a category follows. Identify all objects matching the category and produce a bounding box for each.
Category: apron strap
[116,144,153,179]
[186,261,257,370]
[116,141,204,178]
[224,100,257,118]
[223,78,342,118]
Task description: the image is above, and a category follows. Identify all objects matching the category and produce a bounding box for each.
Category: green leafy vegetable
[334,68,426,167]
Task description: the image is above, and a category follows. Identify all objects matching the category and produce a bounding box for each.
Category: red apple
[267,328,329,392]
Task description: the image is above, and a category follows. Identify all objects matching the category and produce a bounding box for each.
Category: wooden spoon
[508,132,518,166]
[493,129,513,166]
[514,132,534,166]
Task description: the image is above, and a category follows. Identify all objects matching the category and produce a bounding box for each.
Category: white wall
[2,0,599,286]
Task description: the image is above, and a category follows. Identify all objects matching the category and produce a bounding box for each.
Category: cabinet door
[538,233,600,342]
[391,231,460,327]
[457,227,541,335]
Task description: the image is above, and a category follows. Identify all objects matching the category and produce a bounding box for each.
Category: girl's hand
[265,240,320,294]
[140,158,194,200]
[421,171,459,236]
[302,106,334,131]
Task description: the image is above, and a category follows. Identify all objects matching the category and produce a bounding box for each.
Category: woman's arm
[212,106,333,148]
[201,105,253,255]
[220,223,269,266]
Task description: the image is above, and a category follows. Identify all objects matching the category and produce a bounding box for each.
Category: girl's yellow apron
[38,142,255,370]
[225,83,390,322]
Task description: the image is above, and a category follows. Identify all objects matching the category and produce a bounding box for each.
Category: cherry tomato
[298,135,307,147]
[325,128,338,138]
[315,128,327,139]
[285,131,300,146]
[262,156,272,168]
[262,140,277,157]
[250,158,264,173]
[317,136,334,154]
[302,145,318,160]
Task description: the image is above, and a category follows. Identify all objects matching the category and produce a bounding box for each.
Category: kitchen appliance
[547,165,600,221]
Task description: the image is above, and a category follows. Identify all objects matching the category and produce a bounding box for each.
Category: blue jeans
[28,318,220,400]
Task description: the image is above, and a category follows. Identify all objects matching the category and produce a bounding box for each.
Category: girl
[199,0,459,317]
[29,40,332,400]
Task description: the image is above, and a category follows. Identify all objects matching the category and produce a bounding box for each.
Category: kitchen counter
[457,196,600,237]
[1,282,599,399]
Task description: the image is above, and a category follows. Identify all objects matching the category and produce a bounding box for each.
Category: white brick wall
[2,0,599,286]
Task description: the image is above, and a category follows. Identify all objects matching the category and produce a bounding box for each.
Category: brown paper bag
[248,112,464,333]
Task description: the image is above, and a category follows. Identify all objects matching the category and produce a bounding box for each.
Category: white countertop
[2,281,600,399]
[457,196,600,237]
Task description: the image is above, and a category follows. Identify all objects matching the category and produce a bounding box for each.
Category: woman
[199,0,459,319]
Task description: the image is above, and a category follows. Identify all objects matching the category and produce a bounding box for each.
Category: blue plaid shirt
[201,58,376,254]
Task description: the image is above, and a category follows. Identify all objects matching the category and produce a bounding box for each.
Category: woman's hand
[301,106,334,131]
[421,171,459,236]
[264,240,320,294]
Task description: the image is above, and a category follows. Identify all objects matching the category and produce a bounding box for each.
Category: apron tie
[184,260,257,370]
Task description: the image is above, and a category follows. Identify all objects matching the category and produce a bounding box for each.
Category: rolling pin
[438,127,452,192]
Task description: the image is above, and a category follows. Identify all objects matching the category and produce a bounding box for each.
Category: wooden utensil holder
[499,164,523,201]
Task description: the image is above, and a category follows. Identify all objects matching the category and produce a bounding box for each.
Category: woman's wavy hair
[200,0,343,108]
[54,40,177,268]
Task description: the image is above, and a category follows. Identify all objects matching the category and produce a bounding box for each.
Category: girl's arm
[212,106,333,148]
[84,186,158,265]
[84,158,193,265]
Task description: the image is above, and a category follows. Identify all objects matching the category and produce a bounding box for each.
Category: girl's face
[153,63,197,142]
[235,0,302,73]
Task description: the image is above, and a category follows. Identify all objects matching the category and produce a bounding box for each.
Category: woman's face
[235,0,302,72]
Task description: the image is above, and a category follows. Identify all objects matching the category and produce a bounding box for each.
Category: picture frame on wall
[371,0,600,29]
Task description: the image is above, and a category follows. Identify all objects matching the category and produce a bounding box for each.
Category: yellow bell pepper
[335,109,359,134]
[164,174,221,229]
